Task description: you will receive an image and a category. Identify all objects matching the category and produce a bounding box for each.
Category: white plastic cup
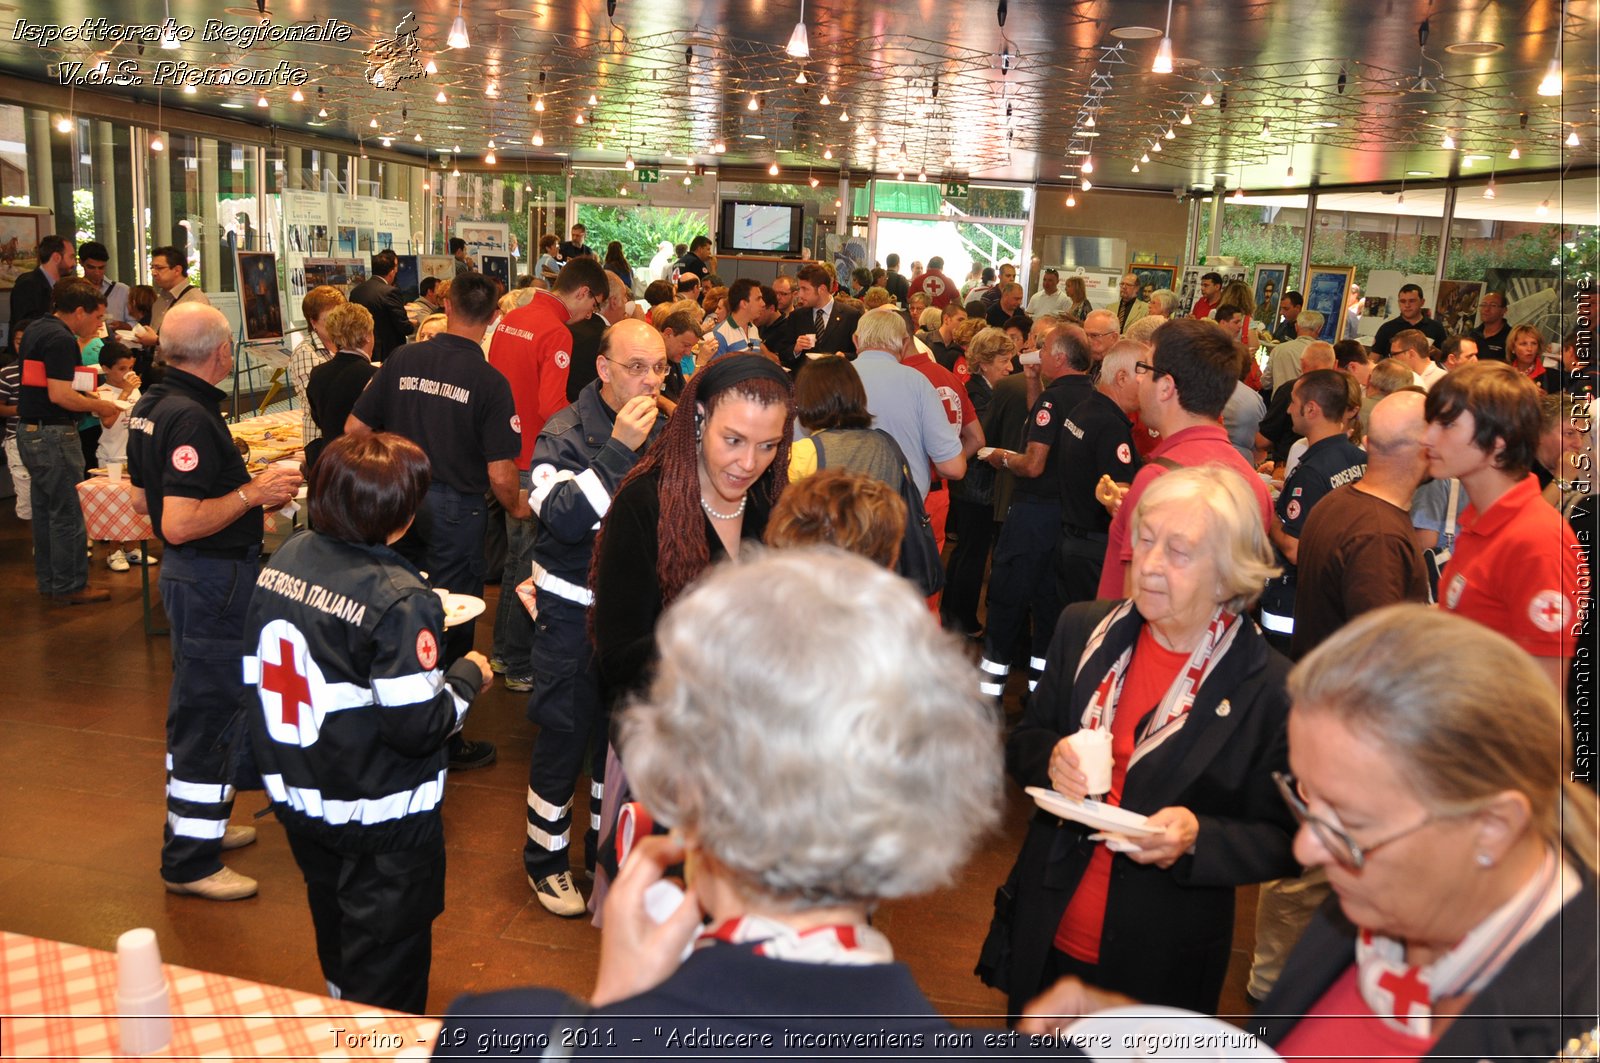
[106,461,123,483]
[1067,729,1114,797]
[115,927,173,1056]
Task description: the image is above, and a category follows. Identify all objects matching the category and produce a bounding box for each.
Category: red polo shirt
[487,289,574,469]
[1096,423,1273,600]
[1440,474,1580,659]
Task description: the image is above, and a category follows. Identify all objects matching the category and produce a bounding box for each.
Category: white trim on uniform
[371,670,445,707]
[167,812,228,840]
[531,561,594,606]
[573,468,612,519]
[166,777,235,804]
[527,822,571,850]
[262,769,448,827]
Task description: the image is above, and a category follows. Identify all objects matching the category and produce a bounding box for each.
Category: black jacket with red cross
[242,529,483,853]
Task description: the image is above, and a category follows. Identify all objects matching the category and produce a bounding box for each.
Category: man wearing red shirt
[909,255,958,310]
[487,258,608,689]
[1190,272,1223,320]
[1098,319,1272,600]
[904,335,984,554]
[1423,362,1580,691]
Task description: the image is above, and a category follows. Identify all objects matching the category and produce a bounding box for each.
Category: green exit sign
[635,167,660,184]
[943,182,969,197]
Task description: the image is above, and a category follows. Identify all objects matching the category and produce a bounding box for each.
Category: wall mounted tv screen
[718,199,804,255]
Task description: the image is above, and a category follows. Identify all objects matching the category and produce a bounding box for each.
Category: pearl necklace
[700,494,747,521]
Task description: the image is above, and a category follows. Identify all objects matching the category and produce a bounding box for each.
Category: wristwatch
[1000,452,1010,469]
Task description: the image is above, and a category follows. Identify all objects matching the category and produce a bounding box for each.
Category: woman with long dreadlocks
[583,355,795,911]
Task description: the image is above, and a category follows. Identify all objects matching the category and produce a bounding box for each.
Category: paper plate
[1059,1006,1284,1062]
[1025,786,1161,837]
[441,592,486,628]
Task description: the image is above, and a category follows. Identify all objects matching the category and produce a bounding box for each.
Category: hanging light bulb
[1140,152,1150,163]
[290,87,304,103]
[1066,192,1077,207]
[369,117,379,128]
[1259,117,1271,140]
[414,132,423,142]
[1151,140,1162,153]
[820,92,831,106]
[1568,128,1581,147]
[896,170,905,180]
[424,57,438,75]
[160,20,181,49]
[1085,113,1096,128]
[1081,178,1092,191]
[1180,110,1193,126]
[918,168,927,182]
[55,113,73,134]
[380,137,392,147]
[747,95,760,111]
[532,130,544,146]
[318,105,329,118]
[258,93,272,108]
[713,139,726,153]
[839,108,850,121]
[1537,57,1561,96]
[1509,145,1521,160]
[1201,89,1215,106]
[535,96,545,112]
[1483,176,1496,199]
[1131,162,1141,172]
[1082,156,1094,174]
[484,149,496,165]
[769,161,780,176]
[150,131,165,151]
[624,151,635,170]
[1164,126,1176,140]
[683,174,693,185]
[575,112,585,125]
[487,138,497,149]
[447,0,470,49]
[823,147,833,159]
[809,175,821,188]
[486,80,499,98]
[436,89,447,104]
[183,84,197,95]
[588,93,599,106]
[1232,186,1245,201]
[796,69,808,85]
[1536,198,1550,215]
[1442,132,1456,149]
[786,0,811,57]
[1152,36,1173,74]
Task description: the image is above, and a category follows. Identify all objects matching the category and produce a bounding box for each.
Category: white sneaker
[530,871,587,917]
[125,548,158,565]
[106,549,130,572]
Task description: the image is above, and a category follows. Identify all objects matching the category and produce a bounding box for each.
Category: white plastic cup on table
[115,927,173,1056]
[1066,728,1114,797]
[106,461,123,483]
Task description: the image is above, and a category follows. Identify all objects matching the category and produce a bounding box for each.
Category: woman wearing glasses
[1026,605,1597,1060]
[981,464,1296,1015]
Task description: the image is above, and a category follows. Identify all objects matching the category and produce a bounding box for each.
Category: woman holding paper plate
[980,464,1297,1015]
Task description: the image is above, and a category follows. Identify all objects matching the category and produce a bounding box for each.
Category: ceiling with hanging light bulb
[0,0,1593,191]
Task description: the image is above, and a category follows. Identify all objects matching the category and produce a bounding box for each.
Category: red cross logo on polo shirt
[1529,590,1567,633]
[1376,966,1431,1025]
[263,638,312,729]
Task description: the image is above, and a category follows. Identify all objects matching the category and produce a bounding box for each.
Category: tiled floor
[0,506,1257,1021]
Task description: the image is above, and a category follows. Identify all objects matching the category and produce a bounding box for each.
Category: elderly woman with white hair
[980,464,1297,1015]
[436,549,1003,1048]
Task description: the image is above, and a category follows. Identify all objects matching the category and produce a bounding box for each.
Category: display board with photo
[1304,266,1355,343]
[236,251,284,341]
[1251,264,1289,327]
[1433,280,1485,335]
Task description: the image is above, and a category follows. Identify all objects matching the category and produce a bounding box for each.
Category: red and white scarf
[697,915,894,966]
[1355,849,1576,1037]
[1073,601,1243,771]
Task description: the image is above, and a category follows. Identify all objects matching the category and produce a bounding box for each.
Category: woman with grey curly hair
[437,548,1003,1047]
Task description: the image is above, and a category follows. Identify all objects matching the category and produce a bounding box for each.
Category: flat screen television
[718,199,805,255]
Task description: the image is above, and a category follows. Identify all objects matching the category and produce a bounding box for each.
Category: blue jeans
[491,469,536,673]
[17,423,88,595]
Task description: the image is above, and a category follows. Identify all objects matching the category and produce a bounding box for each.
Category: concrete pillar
[198,137,220,291]
[92,121,117,264]
[285,147,303,191]
[25,109,55,217]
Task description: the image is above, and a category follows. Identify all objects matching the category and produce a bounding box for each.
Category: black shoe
[449,738,497,771]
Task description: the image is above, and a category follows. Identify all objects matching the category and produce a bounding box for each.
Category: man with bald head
[1082,308,1121,367]
[522,317,667,916]
[1290,390,1430,658]
[127,300,303,900]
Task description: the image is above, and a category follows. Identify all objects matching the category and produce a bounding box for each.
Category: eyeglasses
[1134,360,1165,377]
[604,357,669,379]
[1273,771,1447,870]
[1086,329,1117,340]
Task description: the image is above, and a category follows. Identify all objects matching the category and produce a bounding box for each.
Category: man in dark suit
[348,249,413,361]
[9,234,76,337]
[791,263,861,358]
[883,252,911,308]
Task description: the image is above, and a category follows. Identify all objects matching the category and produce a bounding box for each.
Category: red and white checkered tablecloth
[0,931,441,1060]
[76,477,155,544]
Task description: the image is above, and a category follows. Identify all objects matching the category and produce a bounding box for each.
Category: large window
[866,180,1031,291]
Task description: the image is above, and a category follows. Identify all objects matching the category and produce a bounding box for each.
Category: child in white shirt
[95,342,157,572]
